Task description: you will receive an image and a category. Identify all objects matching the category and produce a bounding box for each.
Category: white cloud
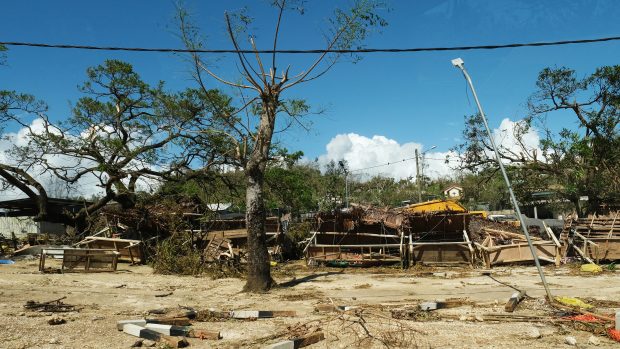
[0,118,161,201]
[493,118,543,161]
[317,133,456,181]
[317,119,544,181]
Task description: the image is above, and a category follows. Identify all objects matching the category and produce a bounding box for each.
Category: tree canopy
[456,65,620,215]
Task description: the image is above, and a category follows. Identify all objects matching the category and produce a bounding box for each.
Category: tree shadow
[277,271,344,288]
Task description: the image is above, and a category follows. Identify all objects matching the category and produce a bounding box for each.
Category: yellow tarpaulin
[555,296,594,309]
[580,263,603,273]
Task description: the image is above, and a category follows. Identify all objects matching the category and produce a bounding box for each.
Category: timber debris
[24,297,77,313]
[563,212,620,263]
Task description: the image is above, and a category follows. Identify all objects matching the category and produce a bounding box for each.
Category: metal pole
[451,58,553,301]
[415,148,421,202]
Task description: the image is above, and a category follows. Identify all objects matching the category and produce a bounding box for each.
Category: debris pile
[305,200,480,267]
[563,212,620,263]
[471,218,562,268]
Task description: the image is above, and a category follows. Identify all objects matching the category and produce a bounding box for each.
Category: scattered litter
[565,336,577,346]
[608,328,620,342]
[0,259,15,264]
[588,335,601,346]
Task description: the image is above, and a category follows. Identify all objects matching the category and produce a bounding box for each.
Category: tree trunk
[243,166,274,292]
[242,95,278,292]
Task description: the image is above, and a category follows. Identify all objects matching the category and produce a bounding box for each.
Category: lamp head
[451,57,464,68]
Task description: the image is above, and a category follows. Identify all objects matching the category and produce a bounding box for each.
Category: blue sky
[1,0,619,179]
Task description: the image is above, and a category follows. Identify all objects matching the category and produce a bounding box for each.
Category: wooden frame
[568,212,620,262]
[74,236,142,264]
[476,241,560,268]
[39,248,119,273]
[409,230,475,266]
[304,231,404,266]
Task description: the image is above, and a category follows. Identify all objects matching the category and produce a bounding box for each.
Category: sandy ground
[0,258,619,349]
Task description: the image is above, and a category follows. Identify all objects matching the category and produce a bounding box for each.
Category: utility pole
[415,149,421,202]
[451,57,553,301]
[339,160,349,208]
[415,146,436,203]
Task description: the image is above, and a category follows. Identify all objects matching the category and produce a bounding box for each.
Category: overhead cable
[1,35,619,54]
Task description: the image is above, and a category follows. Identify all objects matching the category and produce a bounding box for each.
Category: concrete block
[117,319,146,331]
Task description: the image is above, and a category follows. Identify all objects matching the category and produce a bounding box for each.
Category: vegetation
[455,65,620,216]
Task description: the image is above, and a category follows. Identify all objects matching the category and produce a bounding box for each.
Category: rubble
[563,212,620,263]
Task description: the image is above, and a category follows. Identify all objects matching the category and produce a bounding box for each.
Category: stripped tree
[178,0,387,291]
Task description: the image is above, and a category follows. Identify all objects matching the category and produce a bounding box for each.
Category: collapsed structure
[303,200,577,268]
[305,200,479,267]
[563,212,620,263]
[3,193,620,272]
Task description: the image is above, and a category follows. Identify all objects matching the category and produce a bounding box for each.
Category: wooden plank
[543,222,562,248]
[294,332,325,348]
[145,317,191,326]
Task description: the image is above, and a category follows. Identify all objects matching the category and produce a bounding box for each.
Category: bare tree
[178,0,387,291]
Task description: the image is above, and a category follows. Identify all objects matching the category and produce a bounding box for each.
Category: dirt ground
[0,258,619,349]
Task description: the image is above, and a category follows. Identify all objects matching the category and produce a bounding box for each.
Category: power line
[350,157,416,172]
[349,155,459,174]
[1,35,619,54]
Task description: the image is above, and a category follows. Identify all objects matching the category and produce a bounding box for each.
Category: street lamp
[451,57,553,301]
[415,145,436,202]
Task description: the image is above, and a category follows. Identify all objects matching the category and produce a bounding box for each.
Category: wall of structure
[0,216,65,238]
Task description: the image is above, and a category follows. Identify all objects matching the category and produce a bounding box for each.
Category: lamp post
[451,57,553,301]
[415,145,436,202]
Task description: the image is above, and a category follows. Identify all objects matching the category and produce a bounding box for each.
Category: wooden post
[505,291,526,312]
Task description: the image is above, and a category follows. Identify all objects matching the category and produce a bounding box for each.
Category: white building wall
[0,217,65,238]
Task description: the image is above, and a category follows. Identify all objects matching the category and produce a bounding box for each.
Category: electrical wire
[1,35,619,54]
[349,156,416,172]
[345,155,460,176]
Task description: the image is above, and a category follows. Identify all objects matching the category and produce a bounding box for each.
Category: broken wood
[145,317,191,326]
[24,297,77,313]
[154,291,173,298]
[267,331,325,349]
[504,291,526,312]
